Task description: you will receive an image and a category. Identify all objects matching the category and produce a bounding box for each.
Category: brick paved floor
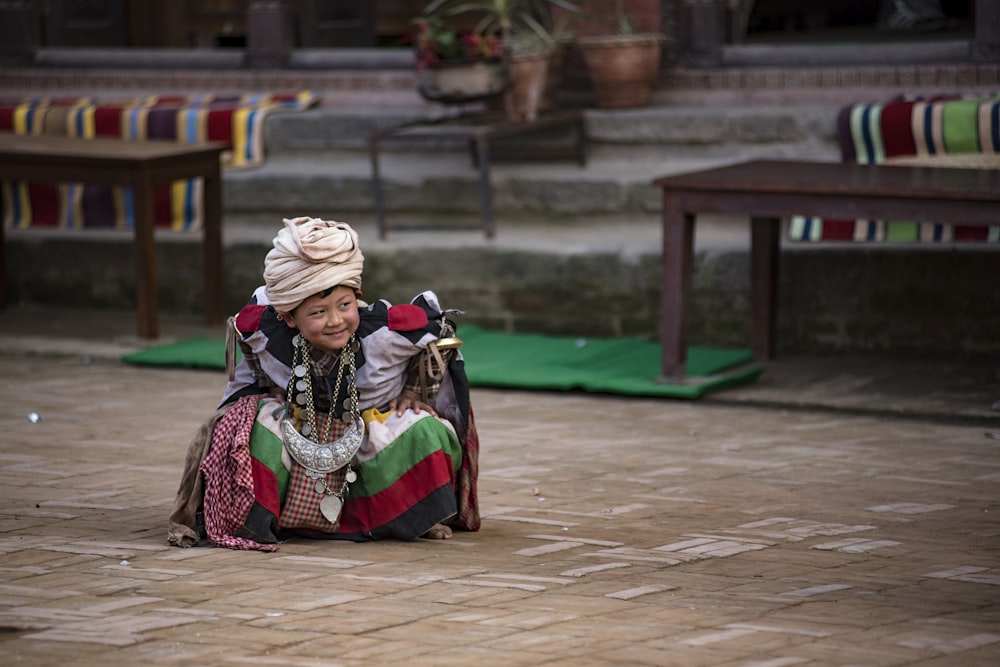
[1,350,998,666]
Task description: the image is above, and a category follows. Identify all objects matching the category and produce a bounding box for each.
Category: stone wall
[5,233,997,360]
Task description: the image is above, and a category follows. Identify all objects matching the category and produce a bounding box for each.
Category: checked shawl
[199,394,279,552]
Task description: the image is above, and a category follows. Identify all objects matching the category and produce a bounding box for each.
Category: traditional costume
[168,218,479,550]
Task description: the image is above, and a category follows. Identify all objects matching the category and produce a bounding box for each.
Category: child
[168,217,479,550]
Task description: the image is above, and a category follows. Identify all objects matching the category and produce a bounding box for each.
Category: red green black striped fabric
[789,94,1000,243]
[0,92,317,231]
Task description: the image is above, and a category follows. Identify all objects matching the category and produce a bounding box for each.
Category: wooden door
[377,0,427,45]
[295,0,376,47]
[45,0,126,46]
[185,0,247,47]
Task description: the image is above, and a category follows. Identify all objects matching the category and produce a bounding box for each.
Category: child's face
[281,285,360,354]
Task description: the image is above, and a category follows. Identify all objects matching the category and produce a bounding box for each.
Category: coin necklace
[280,334,364,524]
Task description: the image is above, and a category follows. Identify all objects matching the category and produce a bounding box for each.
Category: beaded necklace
[279,334,364,523]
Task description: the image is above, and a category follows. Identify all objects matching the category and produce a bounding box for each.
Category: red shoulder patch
[388,304,429,331]
[235,304,267,334]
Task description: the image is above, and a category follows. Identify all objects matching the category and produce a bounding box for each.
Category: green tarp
[123,326,763,400]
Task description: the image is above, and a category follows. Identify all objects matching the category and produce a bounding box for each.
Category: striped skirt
[249,398,467,542]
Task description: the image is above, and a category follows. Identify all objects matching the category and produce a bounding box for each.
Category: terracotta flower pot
[504,49,552,123]
[577,33,662,109]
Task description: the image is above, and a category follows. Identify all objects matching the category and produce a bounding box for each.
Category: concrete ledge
[31,47,416,71]
[33,48,242,69]
[260,106,841,152]
[223,168,661,217]
[584,106,839,147]
[722,40,973,67]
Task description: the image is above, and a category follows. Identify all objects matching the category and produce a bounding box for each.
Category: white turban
[263,217,365,312]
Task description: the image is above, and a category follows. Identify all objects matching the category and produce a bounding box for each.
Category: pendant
[296,379,308,392]
[279,415,365,473]
[294,364,308,378]
[346,469,357,483]
[314,480,327,494]
[320,495,343,523]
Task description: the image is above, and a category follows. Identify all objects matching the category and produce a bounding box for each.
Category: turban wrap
[263,217,365,312]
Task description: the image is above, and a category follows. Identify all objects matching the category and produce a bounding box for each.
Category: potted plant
[574,0,663,109]
[412,16,509,104]
[420,0,579,122]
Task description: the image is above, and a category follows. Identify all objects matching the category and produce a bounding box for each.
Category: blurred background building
[0,1,995,70]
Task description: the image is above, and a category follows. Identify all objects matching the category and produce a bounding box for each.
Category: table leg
[202,165,224,327]
[369,133,387,240]
[750,216,780,360]
[0,216,6,310]
[660,194,694,380]
[575,113,588,167]
[468,138,480,167]
[133,173,159,339]
[474,137,495,239]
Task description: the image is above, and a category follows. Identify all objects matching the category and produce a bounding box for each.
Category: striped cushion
[789,94,1000,243]
[0,91,317,231]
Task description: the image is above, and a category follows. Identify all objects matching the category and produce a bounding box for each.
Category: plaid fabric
[278,415,350,534]
[0,91,317,231]
[199,394,279,552]
[789,94,1000,243]
[453,409,480,531]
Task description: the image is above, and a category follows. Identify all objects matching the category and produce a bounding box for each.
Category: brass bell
[435,336,463,350]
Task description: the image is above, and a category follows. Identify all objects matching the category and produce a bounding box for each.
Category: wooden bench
[0,133,227,339]
[369,110,587,239]
[653,159,1000,379]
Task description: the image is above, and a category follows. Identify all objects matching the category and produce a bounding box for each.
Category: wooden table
[653,159,1000,379]
[369,110,586,239]
[0,133,227,339]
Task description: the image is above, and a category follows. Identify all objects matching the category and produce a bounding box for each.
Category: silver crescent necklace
[280,334,363,522]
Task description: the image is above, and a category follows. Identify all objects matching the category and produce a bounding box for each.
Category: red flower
[412,17,504,71]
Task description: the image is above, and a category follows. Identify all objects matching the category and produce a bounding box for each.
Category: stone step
[227,105,841,219]
[4,62,998,358]
[226,152,730,220]
[260,105,840,154]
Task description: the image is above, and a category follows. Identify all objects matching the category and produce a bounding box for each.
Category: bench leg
[474,137,495,239]
[750,216,780,361]
[0,216,6,311]
[660,194,694,380]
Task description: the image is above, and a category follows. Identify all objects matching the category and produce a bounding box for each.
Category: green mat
[122,326,763,399]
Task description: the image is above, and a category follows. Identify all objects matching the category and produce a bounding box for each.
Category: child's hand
[388,390,438,417]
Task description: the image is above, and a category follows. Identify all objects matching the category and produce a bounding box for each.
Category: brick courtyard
[1,350,998,666]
